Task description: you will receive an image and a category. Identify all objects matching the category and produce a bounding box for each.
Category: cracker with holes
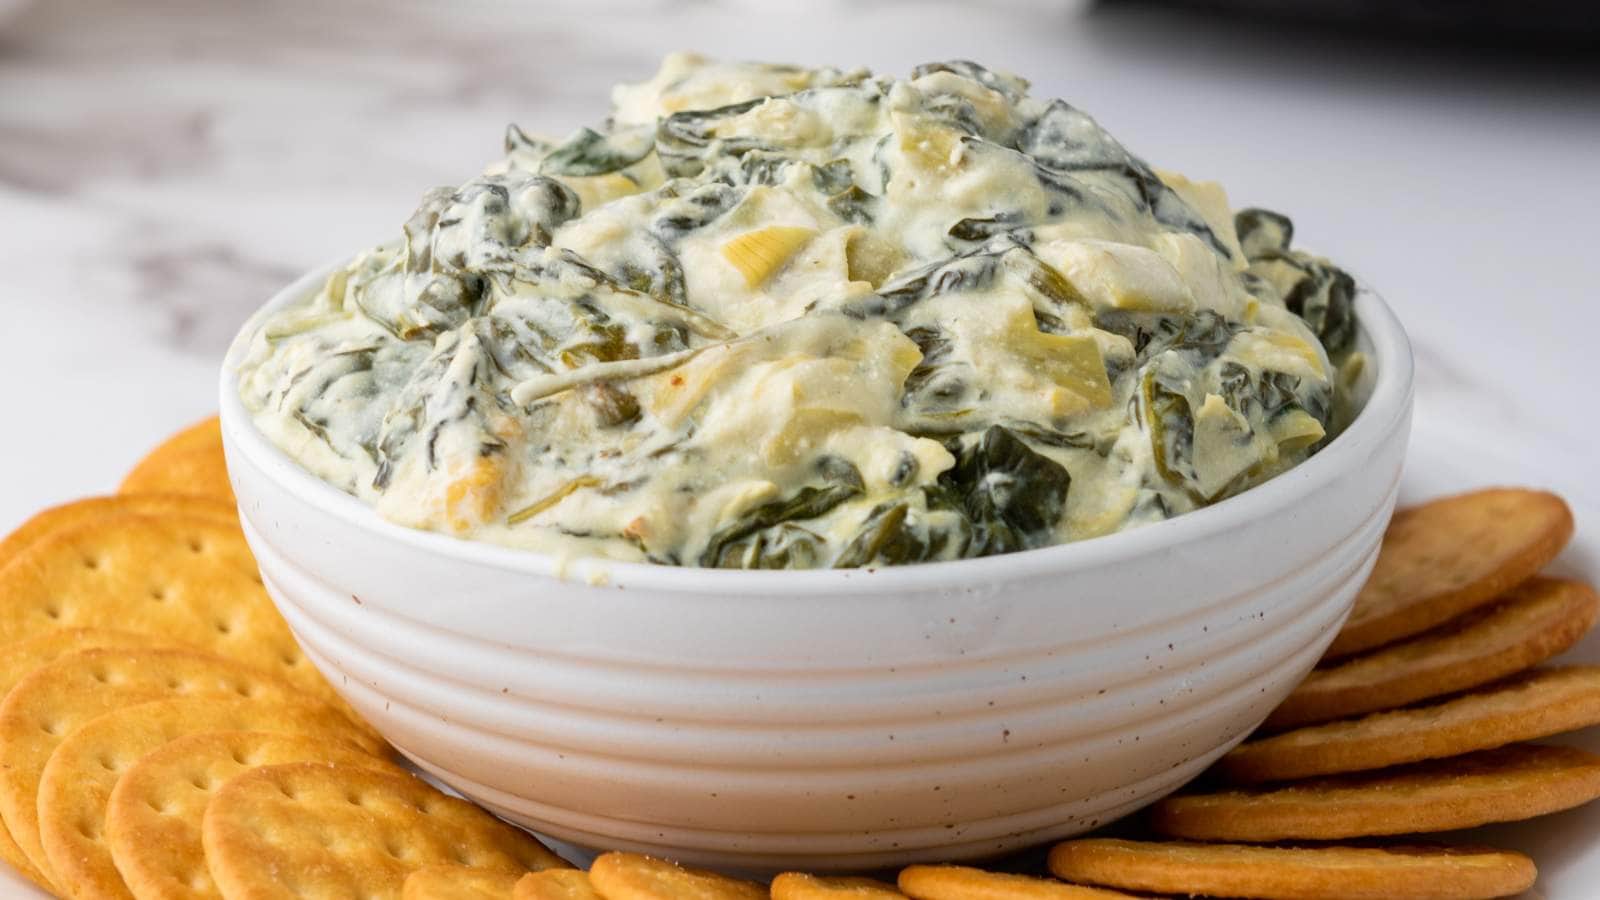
[108,730,401,900]
[514,869,603,900]
[772,873,906,900]
[202,762,566,900]
[896,865,1136,900]
[0,513,348,710]
[0,494,236,571]
[1266,577,1598,731]
[0,647,330,883]
[403,865,528,900]
[1225,665,1600,783]
[1152,743,1600,841]
[588,853,769,900]
[1328,488,1573,659]
[42,699,391,900]
[120,417,236,505]
[0,628,155,890]
[1046,838,1537,900]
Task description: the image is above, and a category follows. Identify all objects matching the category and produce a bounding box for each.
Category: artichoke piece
[1270,408,1327,452]
[721,226,818,288]
[539,125,656,177]
[1010,319,1114,417]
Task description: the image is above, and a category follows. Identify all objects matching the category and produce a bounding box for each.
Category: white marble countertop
[1,0,1597,892]
[3,0,1597,531]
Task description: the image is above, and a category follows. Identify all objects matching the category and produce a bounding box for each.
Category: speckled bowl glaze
[219,263,1413,871]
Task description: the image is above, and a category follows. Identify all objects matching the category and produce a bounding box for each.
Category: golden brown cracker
[0,513,348,709]
[1225,665,1600,783]
[896,866,1137,900]
[0,628,157,698]
[0,647,322,882]
[0,818,49,892]
[1046,838,1537,900]
[120,417,235,505]
[403,865,527,900]
[1151,743,1600,841]
[202,762,566,900]
[42,698,391,900]
[108,730,403,900]
[771,873,906,900]
[0,494,236,572]
[0,628,156,890]
[1266,577,1598,731]
[1328,488,1573,659]
[514,869,602,900]
[588,852,769,900]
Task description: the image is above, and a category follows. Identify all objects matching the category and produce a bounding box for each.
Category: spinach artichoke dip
[238,54,1361,569]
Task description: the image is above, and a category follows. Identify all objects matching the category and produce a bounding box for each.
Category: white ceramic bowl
[219,264,1413,871]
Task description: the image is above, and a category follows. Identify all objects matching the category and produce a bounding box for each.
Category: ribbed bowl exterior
[221,266,1413,871]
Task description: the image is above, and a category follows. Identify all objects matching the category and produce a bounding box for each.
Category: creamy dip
[237,54,1361,569]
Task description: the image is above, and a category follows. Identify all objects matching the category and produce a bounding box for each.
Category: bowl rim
[219,260,1414,595]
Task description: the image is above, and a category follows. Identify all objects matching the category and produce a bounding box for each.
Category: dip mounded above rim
[220,262,1413,870]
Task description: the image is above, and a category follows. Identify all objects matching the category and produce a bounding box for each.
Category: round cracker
[107,730,403,900]
[403,865,527,900]
[0,647,323,881]
[0,513,348,709]
[203,763,565,900]
[515,869,603,900]
[1328,488,1573,659]
[896,866,1137,900]
[772,873,906,900]
[43,699,390,900]
[1046,838,1536,900]
[0,628,158,698]
[1226,665,1600,783]
[0,494,236,573]
[588,852,768,900]
[0,628,157,890]
[1151,743,1600,841]
[120,417,235,505]
[1266,577,1598,731]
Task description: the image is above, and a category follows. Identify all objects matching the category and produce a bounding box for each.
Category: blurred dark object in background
[1103,0,1599,49]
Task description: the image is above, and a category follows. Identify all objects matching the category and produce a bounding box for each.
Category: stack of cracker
[1042,487,1593,898]
[0,419,567,899]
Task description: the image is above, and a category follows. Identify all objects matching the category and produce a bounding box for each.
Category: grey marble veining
[2,0,1595,510]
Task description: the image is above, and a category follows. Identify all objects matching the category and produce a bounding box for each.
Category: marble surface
[3,0,1597,531]
[1,0,1597,893]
